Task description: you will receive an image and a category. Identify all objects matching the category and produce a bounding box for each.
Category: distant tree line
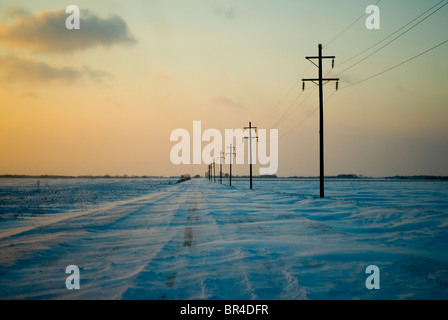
[0,174,165,179]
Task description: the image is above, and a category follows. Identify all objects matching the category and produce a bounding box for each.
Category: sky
[0,0,447,177]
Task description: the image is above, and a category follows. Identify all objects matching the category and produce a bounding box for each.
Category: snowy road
[1,179,447,299]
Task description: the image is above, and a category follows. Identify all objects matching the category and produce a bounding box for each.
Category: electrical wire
[277,1,447,140]
[257,64,311,124]
[278,107,318,139]
[275,66,338,138]
[324,0,382,48]
[257,80,299,123]
[335,0,448,76]
[336,0,446,68]
[278,37,448,140]
[339,38,448,90]
[270,87,315,129]
[278,87,338,140]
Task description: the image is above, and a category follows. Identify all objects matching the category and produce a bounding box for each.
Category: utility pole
[302,44,339,198]
[244,122,258,190]
[219,151,224,184]
[213,160,216,182]
[227,144,236,186]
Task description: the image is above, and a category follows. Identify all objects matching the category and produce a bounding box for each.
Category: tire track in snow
[120,180,266,299]
[78,187,188,300]
[119,182,206,299]
[201,186,258,299]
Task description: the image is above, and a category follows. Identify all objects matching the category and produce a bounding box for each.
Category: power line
[257,64,312,124]
[337,0,446,68]
[278,83,338,140]
[279,37,448,139]
[270,89,308,129]
[278,107,318,139]
[271,68,336,130]
[339,38,448,90]
[335,1,448,76]
[260,0,383,128]
[324,0,382,48]
[257,80,299,123]
[276,69,337,139]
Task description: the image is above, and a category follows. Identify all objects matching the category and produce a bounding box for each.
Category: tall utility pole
[302,44,339,198]
[244,122,258,190]
[219,151,224,184]
[227,144,236,187]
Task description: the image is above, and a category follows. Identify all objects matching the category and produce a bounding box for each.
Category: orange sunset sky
[1,0,447,177]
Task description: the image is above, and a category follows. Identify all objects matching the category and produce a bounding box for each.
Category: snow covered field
[0,178,447,300]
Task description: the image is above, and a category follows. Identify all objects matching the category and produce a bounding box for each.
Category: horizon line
[1,174,447,180]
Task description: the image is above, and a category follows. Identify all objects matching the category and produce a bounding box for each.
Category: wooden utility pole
[302,44,339,198]
[244,122,258,190]
[227,144,236,186]
[219,151,224,184]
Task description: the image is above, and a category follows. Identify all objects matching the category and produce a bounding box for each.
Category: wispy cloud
[339,74,359,86]
[0,55,112,84]
[1,6,31,20]
[213,6,237,19]
[209,1,238,20]
[0,7,137,52]
[156,72,174,82]
[210,96,244,109]
[20,91,43,100]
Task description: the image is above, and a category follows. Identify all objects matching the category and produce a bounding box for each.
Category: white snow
[0,178,447,299]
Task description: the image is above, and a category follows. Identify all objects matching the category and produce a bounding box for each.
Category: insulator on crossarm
[302,82,305,91]
[336,81,339,91]
[332,59,335,69]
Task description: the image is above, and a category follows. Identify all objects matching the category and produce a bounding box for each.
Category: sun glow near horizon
[1,0,447,177]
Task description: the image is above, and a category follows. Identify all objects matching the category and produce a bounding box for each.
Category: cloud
[156,72,174,82]
[20,91,43,100]
[1,6,31,20]
[0,55,112,84]
[339,73,360,86]
[394,84,417,95]
[0,7,136,52]
[210,2,237,19]
[210,96,244,109]
[395,84,405,93]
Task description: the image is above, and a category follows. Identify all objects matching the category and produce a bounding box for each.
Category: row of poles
[208,44,338,198]
[207,122,258,189]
